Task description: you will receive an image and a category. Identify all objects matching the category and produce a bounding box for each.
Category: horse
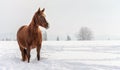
[17,8,49,63]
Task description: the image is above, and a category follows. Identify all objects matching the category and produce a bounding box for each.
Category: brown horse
[17,8,49,63]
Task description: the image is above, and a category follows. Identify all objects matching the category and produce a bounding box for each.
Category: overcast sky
[0,0,120,40]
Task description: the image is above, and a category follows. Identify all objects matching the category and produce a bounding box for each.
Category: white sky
[0,0,120,40]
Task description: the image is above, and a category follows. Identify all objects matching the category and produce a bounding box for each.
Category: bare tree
[77,27,93,40]
[42,30,47,41]
[56,36,60,41]
[66,35,71,41]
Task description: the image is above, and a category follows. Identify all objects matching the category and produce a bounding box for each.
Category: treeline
[0,27,94,41]
[56,27,93,41]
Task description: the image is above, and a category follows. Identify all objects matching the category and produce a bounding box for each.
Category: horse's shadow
[30,57,48,63]
[15,57,48,64]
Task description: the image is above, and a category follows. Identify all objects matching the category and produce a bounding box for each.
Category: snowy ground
[0,41,120,70]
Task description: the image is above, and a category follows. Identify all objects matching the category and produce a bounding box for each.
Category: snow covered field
[0,41,120,70]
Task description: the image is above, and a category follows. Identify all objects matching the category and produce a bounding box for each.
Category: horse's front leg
[37,44,41,61]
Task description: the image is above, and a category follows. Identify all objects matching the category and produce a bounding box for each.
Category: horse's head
[34,8,49,29]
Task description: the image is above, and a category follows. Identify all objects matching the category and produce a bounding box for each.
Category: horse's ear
[41,8,45,12]
[37,8,40,13]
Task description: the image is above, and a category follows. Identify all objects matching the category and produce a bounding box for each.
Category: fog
[0,0,120,40]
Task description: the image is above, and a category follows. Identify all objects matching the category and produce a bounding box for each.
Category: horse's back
[17,25,27,38]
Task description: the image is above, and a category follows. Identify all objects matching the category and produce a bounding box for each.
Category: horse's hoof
[22,59,26,62]
[37,58,40,61]
[28,58,30,63]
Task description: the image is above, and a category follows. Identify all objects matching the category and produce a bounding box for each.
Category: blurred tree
[56,36,60,41]
[77,27,93,40]
[42,30,47,41]
[66,35,71,41]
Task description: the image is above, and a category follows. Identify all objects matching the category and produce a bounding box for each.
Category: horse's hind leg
[27,47,31,63]
[19,47,27,61]
[37,44,41,61]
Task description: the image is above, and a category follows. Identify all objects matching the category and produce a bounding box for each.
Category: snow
[0,41,120,70]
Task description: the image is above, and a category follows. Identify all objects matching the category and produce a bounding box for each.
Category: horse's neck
[28,21,39,34]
